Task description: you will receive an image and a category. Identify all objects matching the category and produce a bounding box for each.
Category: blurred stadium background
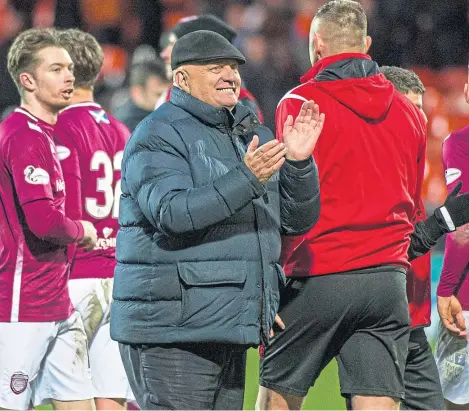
[1,0,466,409]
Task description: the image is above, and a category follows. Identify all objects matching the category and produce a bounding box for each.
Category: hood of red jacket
[301,53,394,121]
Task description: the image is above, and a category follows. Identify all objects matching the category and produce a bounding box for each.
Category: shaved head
[310,0,369,64]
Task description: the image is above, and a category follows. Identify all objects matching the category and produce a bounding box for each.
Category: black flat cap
[173,15,237,44]
[171,30,246,70]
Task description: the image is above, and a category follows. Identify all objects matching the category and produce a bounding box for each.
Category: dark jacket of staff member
[111,30,323,410]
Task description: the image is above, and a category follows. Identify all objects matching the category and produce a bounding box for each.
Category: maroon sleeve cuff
[436,282,456,297]
[74,220,84,241]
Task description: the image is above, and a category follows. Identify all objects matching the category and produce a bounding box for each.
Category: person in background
[157,14,264,122]
[435,66,469,410]
[54,28,133,411]
[113,59,170,131]
[381,65,444,410]
[0,28,97,411]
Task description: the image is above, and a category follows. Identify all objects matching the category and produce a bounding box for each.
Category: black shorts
[259,267,411,400]
[401,327,444,410]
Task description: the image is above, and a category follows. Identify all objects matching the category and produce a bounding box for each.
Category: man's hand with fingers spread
[437,294,467,337]
[282,100,325,161]
[244,135,288,184]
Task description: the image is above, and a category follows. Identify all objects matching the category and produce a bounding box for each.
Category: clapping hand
[244,136,288,184]
[282,100,325,161]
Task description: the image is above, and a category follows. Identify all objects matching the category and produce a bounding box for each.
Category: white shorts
[69,278,134,401]
[0,311,94,410]
[435,311,469,404]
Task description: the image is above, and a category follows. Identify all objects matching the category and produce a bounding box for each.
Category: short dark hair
[57,29,103,89]
[313,0,367,53]
[380,66,425,95]
[129,60,167,87]
[8,28,63,93]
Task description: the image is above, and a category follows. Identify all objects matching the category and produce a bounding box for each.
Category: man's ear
[174,69,190,93]
[365,35,372,53]
[19,72,35,92]
[310,32,324,64]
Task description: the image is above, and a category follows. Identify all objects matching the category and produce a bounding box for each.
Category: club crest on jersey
[10,372,28,394]
[89,110,110,124]
[445,168,462,185]
[24,165,50,185]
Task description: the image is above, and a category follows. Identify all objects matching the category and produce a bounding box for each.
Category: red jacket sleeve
[54,127,83,220]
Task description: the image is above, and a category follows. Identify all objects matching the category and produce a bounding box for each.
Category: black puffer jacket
[110,87,320,346]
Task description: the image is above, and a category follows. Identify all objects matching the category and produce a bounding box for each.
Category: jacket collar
[300,52,371,83]
[169,86,256,130]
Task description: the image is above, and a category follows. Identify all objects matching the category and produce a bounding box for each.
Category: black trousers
[119,342,247,410]
[400,327,444,410]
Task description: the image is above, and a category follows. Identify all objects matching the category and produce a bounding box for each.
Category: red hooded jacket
[277,53,427,277]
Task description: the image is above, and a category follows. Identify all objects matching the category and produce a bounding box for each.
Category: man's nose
[221,66,236,82]
[67,71,75,84]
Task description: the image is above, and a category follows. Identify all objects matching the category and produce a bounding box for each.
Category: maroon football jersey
[0,108,73,322]
[437,126,469,310]
[55,102,130,279]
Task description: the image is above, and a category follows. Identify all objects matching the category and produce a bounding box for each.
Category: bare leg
[52,398,96,410]
[351,395,400,410]
[95,398,126,410]
[256,386,304,410]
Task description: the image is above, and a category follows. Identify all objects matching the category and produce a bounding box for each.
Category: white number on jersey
[85,150,123,219]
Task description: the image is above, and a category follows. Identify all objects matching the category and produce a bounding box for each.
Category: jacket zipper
[227,126,267,345]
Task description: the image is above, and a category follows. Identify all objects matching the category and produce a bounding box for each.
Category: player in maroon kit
[54,29,133,411]
[0,28,96,410]
[157,14,264,123]
[435,70,469,409]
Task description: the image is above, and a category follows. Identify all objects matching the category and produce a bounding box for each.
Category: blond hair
[7,28,63,93]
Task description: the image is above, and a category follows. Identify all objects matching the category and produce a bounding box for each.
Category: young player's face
[181,59,241,110]
[405,91,427,124]
[30,46,75,112]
